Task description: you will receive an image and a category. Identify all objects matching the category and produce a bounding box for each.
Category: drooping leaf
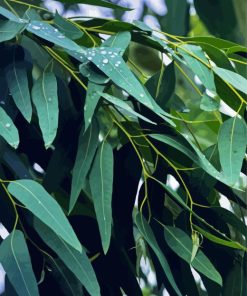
[163,226,222,286]
[8,179,82,252]
[31,71,59,148]
[194,225,247,252]
[5,48,32,122]
[89,141,114,254]
[58,0,132,10]
[34,218,100,296]
[135,213,182,296]
[99,92,156,124]
[84,82,104,132]
[27,21,82,52]
[178,44,216,92]
[0,230,39,296]
[218,117,247,185]
[53,12,83,40]
[213,66,247,95]
[0,106,19,148]
[0,21,25,42]
[145,62,175,110]
[70,120,99,213]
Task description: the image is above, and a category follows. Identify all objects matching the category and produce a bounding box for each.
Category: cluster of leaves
[0,0,246,295]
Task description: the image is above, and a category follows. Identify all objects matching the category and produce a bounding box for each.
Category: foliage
[0,1,246,295]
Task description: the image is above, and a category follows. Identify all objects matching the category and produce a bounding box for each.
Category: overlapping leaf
[31,70,59,148]
[89,141,114,254]
[0,107,19,148]
[0,230,39,296]
[8,179,82,252]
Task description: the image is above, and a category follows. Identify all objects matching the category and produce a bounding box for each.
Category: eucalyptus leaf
[5,49,32,122]
[31,71,59,148]
[89,141,114,254]
[218,117,247,185]
[135,213,182,296]
[58,0,132,10]
[8,179,82,252]
[213,66,247,94]
[0,21,25,42]
[70,120,99,213]
[34,218,100,296]
[0,107,19,148]
[0,230,39,296]
[163,226,222,286]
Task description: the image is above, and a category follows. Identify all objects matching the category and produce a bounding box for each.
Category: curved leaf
[135,213,182,296]
[34,218,100,296]
[0,106,19,148]
[8,179,82,252]
[89,141,113,254]
[5,49,32,122]
[218,117,247,185]
[0,230,39,296]
[31,71,59,148]
[0,21,25,42]
[70,120,99,213]
[163,226,222,286]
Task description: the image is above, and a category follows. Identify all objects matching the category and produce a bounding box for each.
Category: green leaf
[213,66,247,95]
[145,62,175,110]
[163,226,222,286]
[200,94,219,112]
[8,179,82,252]
[79,62,110,84]
[5,49,32,122]
[58,0,132,10]
[34,218,100,296]
[27,21,82,52]
[0,106,19,148]
[84,47,175,126]
[194,224,247,252]
[89,141,114,254]
[0,230,39,296]
[84,82,104,131]
[0,21,25,42]
[0,7,27,23]
[150,134,222,182]
[70,120,99,213]
[135,213,182,296]
[31,71,59,148]
[103,31,131,52]
[54,12,83,40]
[160,0,189,35]
[178,44,216,92]
[99,92,156,124]
[218,117,247,185]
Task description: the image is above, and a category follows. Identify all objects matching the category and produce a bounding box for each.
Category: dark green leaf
[163,226,222,286]
[5,49,32,122]
[8,179,82,252]
[34,218,100,296]
[103,31,131,52]
[31,71,58,148]
[84,82,104,131]
[0,230,39,296]
[135,213,182,296]
[89,141,114,254]
[70,120,99,213]
[99,92,156,124]
[58,0,132,10]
